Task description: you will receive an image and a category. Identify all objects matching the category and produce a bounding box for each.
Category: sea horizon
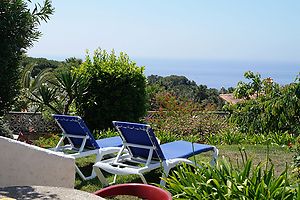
[29,54,300,89]
[137,58,300,89]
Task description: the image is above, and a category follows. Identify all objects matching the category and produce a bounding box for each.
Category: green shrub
[33,134,61,148]
[0,117,13,139]
[165,153,298,199]
[75,49,147,130]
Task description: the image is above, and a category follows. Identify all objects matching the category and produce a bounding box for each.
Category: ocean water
[136,58,300,89]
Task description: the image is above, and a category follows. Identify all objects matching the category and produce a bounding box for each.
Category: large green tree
[0,0,54,115]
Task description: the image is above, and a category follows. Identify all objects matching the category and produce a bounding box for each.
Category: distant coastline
[28,54,300,89]
[136,58,300,89]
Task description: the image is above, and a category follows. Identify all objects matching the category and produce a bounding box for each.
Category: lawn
[75,144,295,193]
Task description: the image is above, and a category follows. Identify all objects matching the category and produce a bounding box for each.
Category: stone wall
[5,112,60,135]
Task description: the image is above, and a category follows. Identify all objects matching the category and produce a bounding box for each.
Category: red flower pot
[94,183,172,200]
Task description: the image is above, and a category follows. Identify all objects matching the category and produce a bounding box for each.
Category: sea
[135,58,300,89]
[47,55,300,90]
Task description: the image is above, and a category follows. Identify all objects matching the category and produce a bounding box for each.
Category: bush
[165,152,298,199]
[75,49,147,130]
[33,133,61,148]
[0,117,13,139]
[146,91,228,143]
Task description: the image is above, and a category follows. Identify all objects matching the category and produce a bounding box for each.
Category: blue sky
[28,0,300,63]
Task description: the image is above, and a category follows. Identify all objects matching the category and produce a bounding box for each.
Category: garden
[1,0,300,199]
[3,49,300,199]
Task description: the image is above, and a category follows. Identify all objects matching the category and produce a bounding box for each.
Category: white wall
[0,136,75,188]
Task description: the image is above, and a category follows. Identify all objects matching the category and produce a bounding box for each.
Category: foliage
[93,128,119,140]
[220,86,235,94]
[234,71,263,99]
[72,144,293,193]
[164,151,298,199]
[18,60,86,115]
[33,133,61,148]
[147,75,224,110]
[226,71,300,135]
[207,126,296,146]
[0,117,13,139]
[146,91,228,143]
[21,56,62,77]
[148,75,198,100]
[0,0,54,115]
[291,138,300,179]
[75,49,147,130]
[51,69,87,114]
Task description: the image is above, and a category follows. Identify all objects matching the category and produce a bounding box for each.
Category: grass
[75,144,295,193]
[217,144,294,175]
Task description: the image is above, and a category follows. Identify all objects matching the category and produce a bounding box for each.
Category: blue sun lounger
[52,114,122,180]
[93,121,218,186]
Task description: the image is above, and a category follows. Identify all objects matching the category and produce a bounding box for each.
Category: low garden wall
[0,136,75,188]
[5,112,60,135]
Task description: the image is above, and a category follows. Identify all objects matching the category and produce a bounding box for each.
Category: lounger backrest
[113,121,165,161]
[53,114,100,149]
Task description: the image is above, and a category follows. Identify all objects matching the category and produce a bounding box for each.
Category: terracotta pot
[94,183,172,200]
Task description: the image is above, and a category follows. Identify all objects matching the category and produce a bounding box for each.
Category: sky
[28,1,300,88]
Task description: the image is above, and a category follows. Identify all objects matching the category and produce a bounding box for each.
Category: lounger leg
[75,165,88,180]
[74,151,109,181]
[210,147,219,165]
[139,174,148,184]
[88,152,103,180]
[160,172,170,187]
[113,174,118,184]
[93,166,109,186]
[160,162,171,187]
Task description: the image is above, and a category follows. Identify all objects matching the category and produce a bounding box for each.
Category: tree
[227,72,300,135]
[0,0,54,115]
[234,71,262,99]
